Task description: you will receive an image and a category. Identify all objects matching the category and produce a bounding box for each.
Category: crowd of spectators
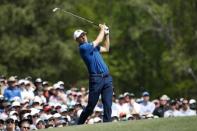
[0,75,196,131]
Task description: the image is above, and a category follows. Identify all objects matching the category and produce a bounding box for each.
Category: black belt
[90,73,109,77]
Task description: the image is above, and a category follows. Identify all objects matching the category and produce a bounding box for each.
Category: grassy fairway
[43,117,197,131]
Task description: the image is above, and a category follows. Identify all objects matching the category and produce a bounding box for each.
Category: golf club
[52,7,99,27]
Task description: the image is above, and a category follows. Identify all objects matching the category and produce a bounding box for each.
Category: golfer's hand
[104,25,109,35]
[99,24,105,31]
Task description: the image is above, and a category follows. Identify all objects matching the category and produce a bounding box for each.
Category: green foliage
[0,0,197,98]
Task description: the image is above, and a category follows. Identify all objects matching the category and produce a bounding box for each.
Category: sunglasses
[6,120,14,124]
[22,126,30,130]
[33,115,39,118]
[49,118,54,121]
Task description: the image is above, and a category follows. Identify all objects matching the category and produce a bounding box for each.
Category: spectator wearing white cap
[55,84,68,105]
[153,94,170,117]
[3,76,21,101]
[139,92,155,117]
[0,76,7,95]
[20,80,35,101]
[128,93,141,116]
[189,99,196,111]
[49,85,65,105]
[53,113,62,127]
[116,94,130,119]
[179,99,196,116]
[34,78,43,96]
[30,108,40,126]
[164,100,181,118]
[34,87,46,104]
[11,101,21,113]
[35,118,45,129]
[46,115,55,128]
[5,116,19,131]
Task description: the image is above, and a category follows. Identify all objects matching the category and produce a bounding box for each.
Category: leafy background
[0,0,197,98]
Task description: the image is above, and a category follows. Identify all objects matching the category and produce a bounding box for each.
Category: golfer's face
[77,33,87,43]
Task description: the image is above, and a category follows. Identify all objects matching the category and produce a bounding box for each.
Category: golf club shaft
[59,9,99,27]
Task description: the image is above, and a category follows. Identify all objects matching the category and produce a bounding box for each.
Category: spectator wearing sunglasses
[5,116,19,131]
[35,119,45,129]
[180,99,196,116]
[0,118,4,131]
[19,119,30,131]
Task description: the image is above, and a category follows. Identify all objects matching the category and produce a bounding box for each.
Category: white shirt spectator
[179,108,196,116]
[129,101,141,114]
[164,110,182,117]
[117,103,130,116]
[140,101,155,115]
[21,88,34,100]
[111,102,119,117]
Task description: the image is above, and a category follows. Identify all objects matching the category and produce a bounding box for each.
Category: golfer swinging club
[73,24,113,124]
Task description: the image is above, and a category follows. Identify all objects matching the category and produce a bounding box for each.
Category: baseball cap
[189,99,196,104]
[160,94,170,101]
[170,100,177,105]
[35,78,42,83]
[142,92,149,97]
[12,101,21,107]
[35,118,44,125]
[73,29,86,40]
[8,76,16,82]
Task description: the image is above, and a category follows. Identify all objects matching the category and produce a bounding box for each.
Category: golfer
[73,24,113,124]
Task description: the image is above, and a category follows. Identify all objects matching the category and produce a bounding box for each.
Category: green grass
[43,117,197,131]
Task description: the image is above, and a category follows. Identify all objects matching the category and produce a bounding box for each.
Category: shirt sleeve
[82,42,100,53]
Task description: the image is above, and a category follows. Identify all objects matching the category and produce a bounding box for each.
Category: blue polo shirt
[79,42,109,74]
[3,86,21,101]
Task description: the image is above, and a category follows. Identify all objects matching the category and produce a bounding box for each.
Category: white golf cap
[30,108,40,116]
[53,113,61,118]
[189,99,196,104]
[9,111,18,116]
[12,101,21,107]
[73,29,86,40]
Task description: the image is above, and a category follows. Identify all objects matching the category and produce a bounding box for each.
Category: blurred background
[0,0,197,98]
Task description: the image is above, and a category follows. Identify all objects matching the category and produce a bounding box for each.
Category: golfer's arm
[93,28,105,47]
[100,35,110,53]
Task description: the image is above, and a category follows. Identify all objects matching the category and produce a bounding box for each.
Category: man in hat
[140,92,155,117]
[164,100,181,117]
[153,94,170,117]
[3,76,21,101]
[73,24,113,124]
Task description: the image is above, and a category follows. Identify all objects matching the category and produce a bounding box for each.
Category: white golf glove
[104,25,109,35]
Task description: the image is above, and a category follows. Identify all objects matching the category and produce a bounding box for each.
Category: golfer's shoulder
[79,42,93,50]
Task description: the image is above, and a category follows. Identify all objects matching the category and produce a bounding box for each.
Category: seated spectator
[152,99,160,108]
[20,80,35,101]
[128,93,141,118]
[3,77,21,101]
[164,100,181,117]
[111,93,119,118]
[5,116,19,131]
[180,99,196,116]
[0,76,7,95]
[19,119,31,131]
[117,94,130,119]
[153,94,170,117]
[140,92,155,117]
[0,118,4,131]
[189,99,196,111]
[34,78,43,96]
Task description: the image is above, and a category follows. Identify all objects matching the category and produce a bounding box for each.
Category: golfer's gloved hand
[104,25,109,35]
